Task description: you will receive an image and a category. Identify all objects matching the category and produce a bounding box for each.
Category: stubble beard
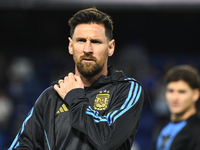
[75,53,107,78]
[77,62,102,78]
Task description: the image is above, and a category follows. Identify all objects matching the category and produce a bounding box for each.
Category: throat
[82,77,96,87]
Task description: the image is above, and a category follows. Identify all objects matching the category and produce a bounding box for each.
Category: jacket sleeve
[8,88,49,150]
[64,81,144,150]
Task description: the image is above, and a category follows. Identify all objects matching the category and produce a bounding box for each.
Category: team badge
[94,90,110,111]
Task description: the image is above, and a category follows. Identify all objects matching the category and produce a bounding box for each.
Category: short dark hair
[164,65,200,89]
[68,7,113,40]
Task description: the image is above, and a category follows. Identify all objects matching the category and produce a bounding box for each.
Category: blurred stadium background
[0,0,200,149]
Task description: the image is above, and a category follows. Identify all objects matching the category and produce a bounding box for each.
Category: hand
[54,73,84,99]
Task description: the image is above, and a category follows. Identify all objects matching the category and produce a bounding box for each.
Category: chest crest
[94,90,110,111]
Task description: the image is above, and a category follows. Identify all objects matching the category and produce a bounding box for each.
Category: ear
[108,39,115,57]
[68,37,73,55]
[193,88,200,102]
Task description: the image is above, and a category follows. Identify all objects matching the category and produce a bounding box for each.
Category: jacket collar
[52,65,126,85]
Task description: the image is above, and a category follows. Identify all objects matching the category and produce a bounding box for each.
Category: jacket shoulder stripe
[133,85,142,106]
[107,81,136,122]
[126,83,139,108]
[112,85,142,123]
[108,82,141,123]
[120,81,135,109]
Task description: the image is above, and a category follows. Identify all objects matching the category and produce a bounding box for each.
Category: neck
[81,76,99,87]
[75,67,108,87]
[171,108,196,122]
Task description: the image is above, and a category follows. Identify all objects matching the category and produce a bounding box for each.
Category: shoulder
[115,79,144,96]
[34,85,59,105]
[42,85,57,96]
[119,79,145,107]
[187,113,200,124]
[39,86,56,98]
[185,113,200,135]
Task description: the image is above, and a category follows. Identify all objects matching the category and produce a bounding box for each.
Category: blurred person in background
[0,89,13,150]
[151,65,200,150]
[8,7,146,150]
[6,57,44,136]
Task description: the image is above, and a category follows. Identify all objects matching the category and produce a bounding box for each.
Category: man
[152,65,200,150]
[9,7,144,150]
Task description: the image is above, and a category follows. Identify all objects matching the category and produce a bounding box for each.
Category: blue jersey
[152,113,200,150]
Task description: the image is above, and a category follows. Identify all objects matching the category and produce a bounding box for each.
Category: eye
[166,89,173,93]
[77,38,86,43]
[179,90,186,94]
[91,40,101,44]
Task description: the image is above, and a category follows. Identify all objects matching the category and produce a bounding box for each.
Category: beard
[74,53,107,78]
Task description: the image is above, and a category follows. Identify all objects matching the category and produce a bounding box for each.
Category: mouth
[81,57,95,62]
[171,103,179,108]
[82,59,94,62]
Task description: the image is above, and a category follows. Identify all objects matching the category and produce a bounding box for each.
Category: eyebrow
[76,37,103,42]
[178,89,186,93]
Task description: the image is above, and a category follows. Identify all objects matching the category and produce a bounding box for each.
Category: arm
[68,86,143,149]
[8,88,49,150]
[54,74,144,149]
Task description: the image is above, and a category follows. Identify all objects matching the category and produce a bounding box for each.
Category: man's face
[166,80,197,116]
[68,23,114,78]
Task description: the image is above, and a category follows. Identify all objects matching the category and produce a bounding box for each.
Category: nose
[170,92,179,102]
[83,41,93,54]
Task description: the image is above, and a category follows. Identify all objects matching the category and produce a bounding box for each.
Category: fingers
[58,79,64,84]
[56,72,82,88]
[53,83,66,100]
[54,73,77,100]
[68,72,74,78]
[68,73,75,80]
[56,73,75,89]
[57,79,65,88]
[54,84,59,91]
